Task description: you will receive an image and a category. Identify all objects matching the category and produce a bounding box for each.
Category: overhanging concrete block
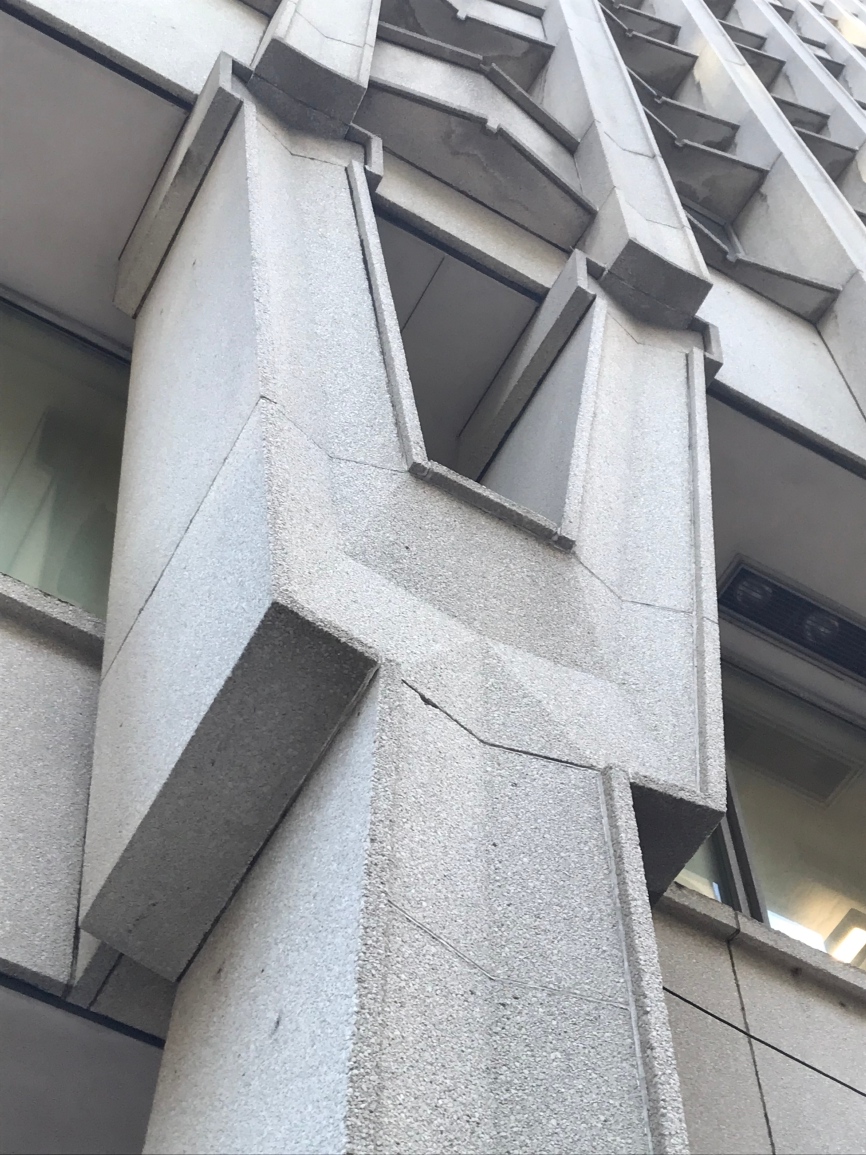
[115,53,242,318]
[81,411,376,978]
[539,0,712,328]
[250,0,381,137]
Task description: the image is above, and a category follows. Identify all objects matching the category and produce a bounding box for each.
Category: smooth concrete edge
[68,936,120,1007]
[656,883,740,941]
[115,53,243,318]
[0,0,197,105]
[0,571,104,659]
[0,954,68,998]
[347,158,428,468]
[660,884,866,1006]
[602,769,690,1155]
[686,348,727,806]
[413,460,575,549]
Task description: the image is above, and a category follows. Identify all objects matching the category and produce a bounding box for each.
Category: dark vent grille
[719,564,866,681]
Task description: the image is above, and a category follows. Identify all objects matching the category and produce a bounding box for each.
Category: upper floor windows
[0,300,127,618]
[678,657,866,971]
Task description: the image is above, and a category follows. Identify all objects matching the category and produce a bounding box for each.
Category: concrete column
[144,674,686,1154]
[86,69,724,1149]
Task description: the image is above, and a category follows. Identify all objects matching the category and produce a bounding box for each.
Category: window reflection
[676,828,731,905]
[725,665,866,969]
[0,301,127,617]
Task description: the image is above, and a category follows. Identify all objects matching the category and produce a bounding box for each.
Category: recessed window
[676,662,866,969]
[0,300,127,618]
[376,214,538,473]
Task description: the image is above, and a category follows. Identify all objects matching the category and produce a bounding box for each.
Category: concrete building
[1,0,866,1151]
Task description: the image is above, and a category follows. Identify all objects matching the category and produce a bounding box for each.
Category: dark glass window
[0,300,127,617]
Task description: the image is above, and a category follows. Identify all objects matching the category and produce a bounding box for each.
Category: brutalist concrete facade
[3,0,866,1151]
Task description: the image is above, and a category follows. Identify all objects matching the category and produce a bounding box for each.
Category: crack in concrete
[387,894,631,1009]
[403,678,603,773]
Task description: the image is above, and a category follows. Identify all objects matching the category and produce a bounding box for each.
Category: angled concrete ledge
[739,41,786,85]
[115,53,242,318]
[355,40,595,248]
[660,884,866,1007]
[412,460,576,549]
[603,10,698,96]
[602,0,681,44]
[631,71,739,150]
[774,94,830,133]
[647,109,768,220]
[798,127,857,178]
[0,571,103,660]
[374,22,579,149]
[82,598,378,980]
[250,0,380,137]
[379,0,553,90]
[687,208,841,321]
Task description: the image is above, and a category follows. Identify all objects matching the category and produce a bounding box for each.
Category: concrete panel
[18,0,267,101]
[665,993,773,1154]
[701,272,866,466]
[0,982,162,1155]
[731,944,866,1095]
[82,405,375,979]
[144,683,382,1155]
[654,908,744,1025]
[105,111,261,668]
[755,1043,866,1154]
[368,910,650,1155]
[0,614,100,994]
[389,689,631,1001]
[145,677,677,1154]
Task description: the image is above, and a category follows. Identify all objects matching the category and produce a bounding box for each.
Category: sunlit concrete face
[5,0,866,1151]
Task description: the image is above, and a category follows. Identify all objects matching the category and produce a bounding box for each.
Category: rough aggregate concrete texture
[83,86,724,985]
[0,611,100,993]
[145,677,687,1154]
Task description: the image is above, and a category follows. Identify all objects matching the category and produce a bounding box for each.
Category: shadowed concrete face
[0,983,162,1155]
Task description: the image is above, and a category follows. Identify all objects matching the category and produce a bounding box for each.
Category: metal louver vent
[719,564,866,683]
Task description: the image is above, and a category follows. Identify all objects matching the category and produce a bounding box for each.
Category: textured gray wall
[655,904,866,1154]
[0,610,100,993]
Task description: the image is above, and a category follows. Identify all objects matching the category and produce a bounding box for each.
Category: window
[677,660,866,970]
[0,300,127,618]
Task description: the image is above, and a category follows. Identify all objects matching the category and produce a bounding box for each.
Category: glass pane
[0,301,127,618]
[675,828,731,904]
[724,664,866,968]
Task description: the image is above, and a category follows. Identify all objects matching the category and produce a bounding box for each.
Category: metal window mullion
[724,775,769,924]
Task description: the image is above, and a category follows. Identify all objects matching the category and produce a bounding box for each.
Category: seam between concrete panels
[385,895,631,1009]
[665,986,866,1103]
[597,774,654,1153]
[728,942,778,1154]
[100,394,266,681]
